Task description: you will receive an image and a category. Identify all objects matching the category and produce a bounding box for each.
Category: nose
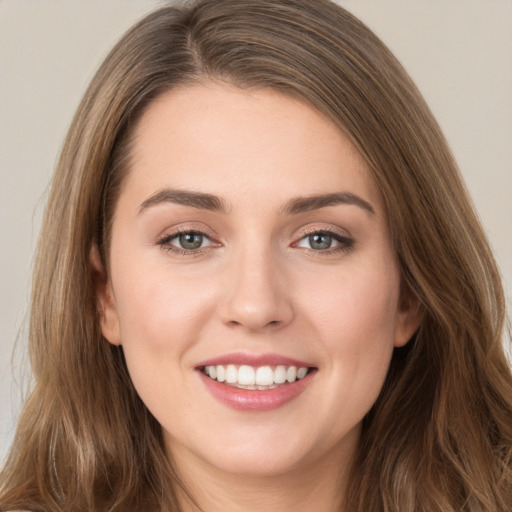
[219,246,294,332]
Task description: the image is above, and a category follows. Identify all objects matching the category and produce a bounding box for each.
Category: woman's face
[97,83,420,479]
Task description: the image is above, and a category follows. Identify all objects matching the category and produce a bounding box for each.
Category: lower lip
[198,370,316,412]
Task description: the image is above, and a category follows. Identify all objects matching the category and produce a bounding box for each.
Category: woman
[1,0,510,511]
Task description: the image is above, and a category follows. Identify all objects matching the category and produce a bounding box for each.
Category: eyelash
[157,228,218,256]
[156,227,354,256]
[293,227,354,255]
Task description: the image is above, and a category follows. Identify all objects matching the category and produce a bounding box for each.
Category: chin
[167,424,318,479]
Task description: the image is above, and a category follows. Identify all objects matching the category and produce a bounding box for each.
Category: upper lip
[195,352,315,369]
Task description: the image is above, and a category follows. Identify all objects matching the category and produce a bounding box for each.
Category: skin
[94,83,421,511]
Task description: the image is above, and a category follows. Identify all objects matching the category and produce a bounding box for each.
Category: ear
[394,287,423,348]
[90,244,122,346]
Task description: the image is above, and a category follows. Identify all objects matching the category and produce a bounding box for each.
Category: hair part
[1,1,511,510]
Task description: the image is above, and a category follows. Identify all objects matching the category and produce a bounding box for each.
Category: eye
[175,232,207,250]
[157,230,214,253]
[300,233,335,250]
[294,229,354,253]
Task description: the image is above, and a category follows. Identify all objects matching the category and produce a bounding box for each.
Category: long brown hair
[1,1,510,510]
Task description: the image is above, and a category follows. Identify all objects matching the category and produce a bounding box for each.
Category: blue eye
[307,233,334,250]
[158,230,213,252]
[176,232,205,250]
[296,231,353,252]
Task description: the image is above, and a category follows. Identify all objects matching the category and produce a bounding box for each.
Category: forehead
[124,83,382,214]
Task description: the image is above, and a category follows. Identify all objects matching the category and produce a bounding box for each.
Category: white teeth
[216,365,226,382]
[226,364,238,384]
[286,366,297,382]
[274,365,287,384]
[238,365,255,385]
[255,366,274,386]
[297,367,308,379]
[203,364,311,388]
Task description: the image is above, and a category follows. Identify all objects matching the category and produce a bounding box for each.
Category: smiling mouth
[201,364,314,390]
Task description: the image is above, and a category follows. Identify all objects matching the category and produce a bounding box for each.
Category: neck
[171,434,358,512]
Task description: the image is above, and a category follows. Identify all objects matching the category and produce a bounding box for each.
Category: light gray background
[1,0,511,462]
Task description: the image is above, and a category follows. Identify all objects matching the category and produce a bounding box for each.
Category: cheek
[109,255,220,423]
[303,262,400,408]
[110,252,218,357]
[308,260,399,339]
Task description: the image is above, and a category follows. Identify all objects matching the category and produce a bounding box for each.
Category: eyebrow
[138,188,375,216]
[282,192,375,216]
[139,189,229,214]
